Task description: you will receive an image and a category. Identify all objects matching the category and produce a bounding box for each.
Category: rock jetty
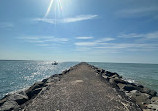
[0,62,158,111]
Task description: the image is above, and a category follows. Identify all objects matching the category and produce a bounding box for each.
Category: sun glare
[45,0,63,18]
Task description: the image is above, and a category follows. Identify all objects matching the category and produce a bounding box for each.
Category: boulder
[62,69,70,74]
[123,85,138,92]
[101,74,110,81]
[117,83,126,90]
[114,79,128,84]
[25,82,44,99]
[128,92,151,106]
[42,78,49,83]
[0,100,19,111]
[0,98,7,106]
[96,69,105,74]
[146,104,158,111]
[5,93,28,105]
[140,88,157,97]
[109,78,116,85]
[151,97,158,105]
[105,71,116,77]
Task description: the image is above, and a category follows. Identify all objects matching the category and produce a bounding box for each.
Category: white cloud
[63,15,98,23]
[34,15,98,24]
[19,36,69,42]
[75,38,115,46]
[118,33,144,38]
[75,42,97,46]
[95,43,158,49]
[76,37,94,40]
[145,31,158,39]
[18,36,69,48]
[118,31,158,39]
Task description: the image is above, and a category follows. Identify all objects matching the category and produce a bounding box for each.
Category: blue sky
[0,0,158,63]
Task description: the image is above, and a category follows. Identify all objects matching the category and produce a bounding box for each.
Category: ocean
[0,60,158,99]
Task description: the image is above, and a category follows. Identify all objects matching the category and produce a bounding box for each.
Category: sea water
[0,61,158,99]
[89,62,158,93]
[0,61,78,99]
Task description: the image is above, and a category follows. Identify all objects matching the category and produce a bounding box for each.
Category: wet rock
[0,100,19,111]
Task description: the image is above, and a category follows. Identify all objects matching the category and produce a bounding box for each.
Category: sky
[0,0,158,63]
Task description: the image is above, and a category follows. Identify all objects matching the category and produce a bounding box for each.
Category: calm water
[89,62,158,93]
[0,61,158,99]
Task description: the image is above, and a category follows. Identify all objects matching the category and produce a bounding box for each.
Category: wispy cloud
[75,38,115,46]
[95,43,158,49]
[0,22,14,28]
[63,15,98,23]
[116,7,158,18]
[34,15,98,24]
[76,36,94,40]
[118,31,158,39]
[19,36,69,42]
[18,36,69,47]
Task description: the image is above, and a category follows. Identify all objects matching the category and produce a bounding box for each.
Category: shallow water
[0,61,158,99]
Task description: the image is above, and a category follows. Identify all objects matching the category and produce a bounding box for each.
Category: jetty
[0,62,158,111]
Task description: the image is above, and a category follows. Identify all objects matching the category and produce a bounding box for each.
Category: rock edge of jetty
[0,62,158,111]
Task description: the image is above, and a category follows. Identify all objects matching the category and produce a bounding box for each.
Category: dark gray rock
[0,100,19,111]
[5,93,28,105]
[140,88,157,97]
[25,82,44,99]
[96,69,105,74]
[26,88,42,99]
[123,85,138,91]
[114,78,128,84]
[0,98,7,106]
[101,74,110,81]
[117,83,127,90]
[127,91,151,107]
[105,71,117,77]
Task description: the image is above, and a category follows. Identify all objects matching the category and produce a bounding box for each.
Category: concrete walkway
[22,63,141,111]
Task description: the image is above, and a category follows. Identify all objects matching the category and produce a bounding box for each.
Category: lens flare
[45,0,54,18]
[45,0,63,19]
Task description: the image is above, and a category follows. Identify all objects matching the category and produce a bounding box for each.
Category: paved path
[22,63,141,111]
